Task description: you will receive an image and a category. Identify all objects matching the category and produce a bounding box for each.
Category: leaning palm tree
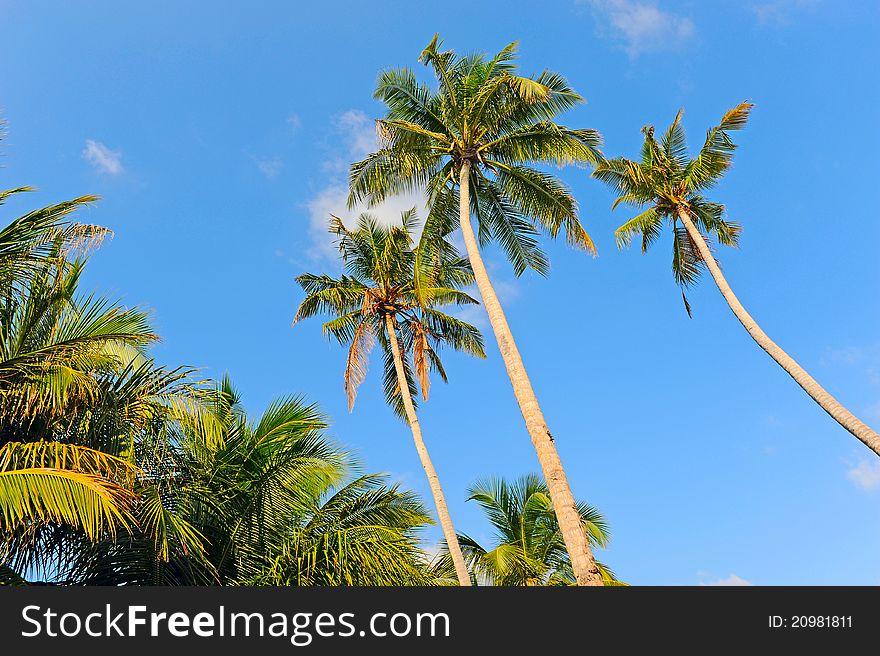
[348,36,606,584]
[594,103,880,456]
[436,474,620,586]
[294,209,485,586]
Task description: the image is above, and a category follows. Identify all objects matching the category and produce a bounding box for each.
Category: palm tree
[0,187,106,287]
[0,187,164,575]
[294,209,485,586]
[594,103,880,456]
[0,184,210,582]
[9,376,438,586]
[348,36,606,585]
[436,474,620,586]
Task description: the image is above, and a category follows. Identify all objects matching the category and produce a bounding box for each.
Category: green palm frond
[0,442,136,540]
[436,474,619,586]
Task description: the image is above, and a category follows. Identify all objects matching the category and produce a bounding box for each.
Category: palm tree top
[437,474,617,586]
[294,210,484,415]
[594,101,753,312]
[348,35,604,275]
[468,474,610,551]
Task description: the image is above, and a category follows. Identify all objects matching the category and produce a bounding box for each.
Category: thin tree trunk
[678,209,880,456]
[457,161,603,586]
[383,314,472,586]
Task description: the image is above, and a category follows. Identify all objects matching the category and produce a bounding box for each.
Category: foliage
[348,35,603,276]
[0,185,435,586]
[295,209,484,417]
[594,102,753,315]
[435,474,622,586]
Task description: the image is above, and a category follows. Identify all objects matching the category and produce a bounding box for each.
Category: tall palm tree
[436,474,620,586]
[294,209,485,586]
[348,36,606,585]
[0,172,439,586]
[594,103,880,456]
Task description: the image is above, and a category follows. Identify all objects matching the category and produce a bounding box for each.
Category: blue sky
[2,0,879,585]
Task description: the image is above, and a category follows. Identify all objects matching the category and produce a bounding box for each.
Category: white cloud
[421,542,445,563]
[82,139,124,175]
[847,460,880,491]
[336,110,378,159]
[254,156,283,180]
[305,183,427,262]
[304,109,428,262]
[583,0,695,56]
[287,113,302,133]
[701,574,753,586]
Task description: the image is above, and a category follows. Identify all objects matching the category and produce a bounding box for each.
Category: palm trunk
[457,161,603,586]
[383,314,472,586]
[678,209,880,456]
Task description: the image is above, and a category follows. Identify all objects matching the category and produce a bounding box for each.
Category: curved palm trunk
[457,162,603,586]
[383,314,472,586]
[678,210,880,456]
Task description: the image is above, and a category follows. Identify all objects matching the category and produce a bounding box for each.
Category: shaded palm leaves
[0,188,184,568]
[11,378,436,586]
[247,474,434,586]
[0,441,136,542]
[594,102,753,315]
[348,35,603,276]
[437,474,620,586]
[294,209,484,417]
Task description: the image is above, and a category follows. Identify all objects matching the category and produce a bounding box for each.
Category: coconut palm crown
[594,101,752,315]
[348,35,603,276]
[294,209,484,415]
[436,474,621,586]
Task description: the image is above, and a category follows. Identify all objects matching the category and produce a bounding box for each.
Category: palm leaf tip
[719,101,754,131]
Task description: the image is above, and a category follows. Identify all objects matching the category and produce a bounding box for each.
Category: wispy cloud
[82,139,124,175]
[701,574,753,586]
[847,460,880,491]
[752,0,819,25]
[821,346,867,366]
[820,344,880,386]
[336,110,379,159]
[304,109,427,262]
[582,0,695,56]
[254,156,283,180]
[453,271,521,332]
[287,112,302,134]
